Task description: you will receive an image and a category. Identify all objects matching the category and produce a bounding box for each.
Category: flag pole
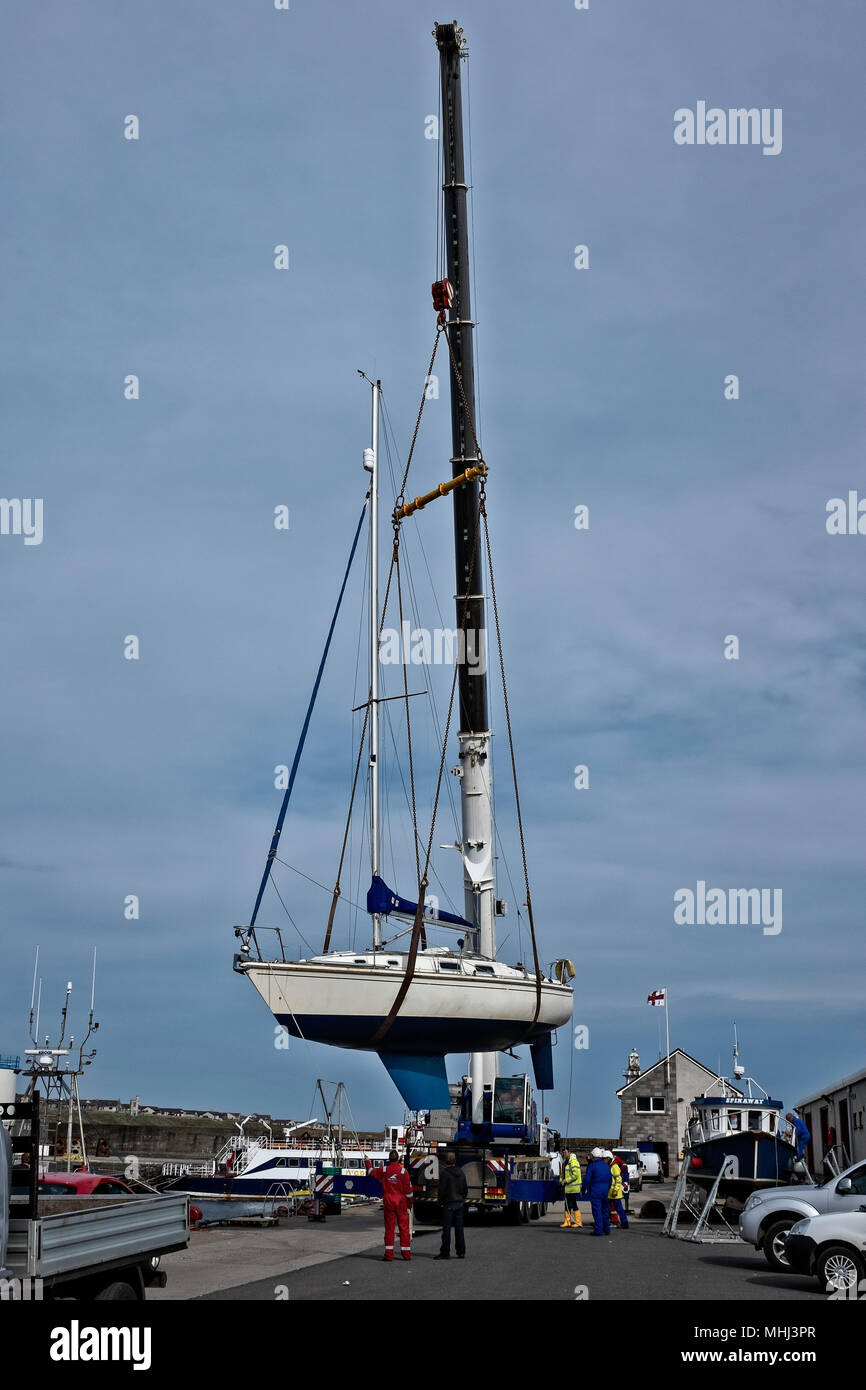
[664,988,671,1084]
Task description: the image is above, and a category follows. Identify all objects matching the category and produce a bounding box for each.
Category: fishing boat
[683,1034,797,1196]
[232,22,574,1111]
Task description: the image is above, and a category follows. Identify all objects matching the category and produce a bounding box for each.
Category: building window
[635,1096,665,1113]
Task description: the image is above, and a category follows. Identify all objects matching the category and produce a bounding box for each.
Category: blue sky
[2,0,864,1136]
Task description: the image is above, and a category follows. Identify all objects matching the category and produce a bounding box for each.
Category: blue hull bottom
[274,1013,553,1053]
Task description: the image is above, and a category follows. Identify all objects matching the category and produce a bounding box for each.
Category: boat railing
[698,1075,771,1102]
[245,925,290,964]
[161,1161,217,1177]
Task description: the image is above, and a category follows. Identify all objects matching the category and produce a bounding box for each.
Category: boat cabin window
[768,1113,776,1133]
[473,964,495,976]
[437,960,461,972]
[728,1111,741,1131]
[386,959,399,967]
[352,958,367,965]
[748,1111,762,1131]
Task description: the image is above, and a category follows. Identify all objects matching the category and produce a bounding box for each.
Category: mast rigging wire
[249,499,368,933]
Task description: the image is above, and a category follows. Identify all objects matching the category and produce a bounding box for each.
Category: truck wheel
[518,1201,530,1224]
[816,1245,864,1295]
[529,1202,541,1220]
[94,1280,139,1301]
[762,1218,795,1272]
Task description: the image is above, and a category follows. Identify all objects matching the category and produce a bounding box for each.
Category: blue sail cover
[366,874,472,930]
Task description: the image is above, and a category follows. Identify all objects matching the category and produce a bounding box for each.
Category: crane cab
[456,1074,542,1150]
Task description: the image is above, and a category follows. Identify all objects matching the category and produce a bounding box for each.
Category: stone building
[616,1048,731,1175]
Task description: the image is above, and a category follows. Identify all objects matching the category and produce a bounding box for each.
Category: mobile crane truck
[321,1064,561,1226]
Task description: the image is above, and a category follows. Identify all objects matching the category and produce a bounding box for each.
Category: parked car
[638,1151,664,1183]
[784,1210,866,1295]
[612,1149,644,1192]
[739,1159,866,1271]
[38,1171,136,1197]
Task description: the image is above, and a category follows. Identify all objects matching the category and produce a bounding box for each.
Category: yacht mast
[435,20,497,1118]
[363,379,383,950]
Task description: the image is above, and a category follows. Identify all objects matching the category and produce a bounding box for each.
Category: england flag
[647,989,666,1007]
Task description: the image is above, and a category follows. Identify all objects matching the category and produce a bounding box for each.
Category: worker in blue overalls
[786,1112,810,1159]
[582,1147,612,1237]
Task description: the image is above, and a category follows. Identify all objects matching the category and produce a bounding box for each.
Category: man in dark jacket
[434,1152,468,1260]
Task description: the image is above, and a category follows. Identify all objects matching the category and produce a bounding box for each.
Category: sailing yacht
[233,23,573,1110]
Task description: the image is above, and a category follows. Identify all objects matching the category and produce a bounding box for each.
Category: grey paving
[185,1209,821,1303]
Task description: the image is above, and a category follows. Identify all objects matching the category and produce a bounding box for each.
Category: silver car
[785,1210,866,1295]
[739,1159,866,1271]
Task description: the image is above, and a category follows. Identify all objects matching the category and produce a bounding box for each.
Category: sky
[1,0,864,1138]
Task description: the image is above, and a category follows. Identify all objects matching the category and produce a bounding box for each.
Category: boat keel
[378,1051,451,1109]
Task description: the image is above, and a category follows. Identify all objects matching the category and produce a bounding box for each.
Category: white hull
[239,951,572,1055]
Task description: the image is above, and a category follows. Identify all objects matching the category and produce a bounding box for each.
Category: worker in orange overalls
[365,1149,413,1261]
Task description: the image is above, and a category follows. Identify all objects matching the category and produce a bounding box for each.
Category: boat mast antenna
[28,946,40,1044]
[360,371,383,950]
[20,957,100,1172]
[435,19,497,1119]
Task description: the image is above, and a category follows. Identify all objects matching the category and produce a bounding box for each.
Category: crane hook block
[432,278,454,323]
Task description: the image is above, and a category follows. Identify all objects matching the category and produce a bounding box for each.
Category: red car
[38,1171,135,1196]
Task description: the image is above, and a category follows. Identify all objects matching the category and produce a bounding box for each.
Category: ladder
[662,1150,742,1243]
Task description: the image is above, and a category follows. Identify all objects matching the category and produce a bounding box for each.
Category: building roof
[795,1064,866,1109]
[616,1048,735,1098]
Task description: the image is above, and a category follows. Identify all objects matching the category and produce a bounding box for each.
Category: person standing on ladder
[365,1150,413,1262]
[560,1147,583,1228]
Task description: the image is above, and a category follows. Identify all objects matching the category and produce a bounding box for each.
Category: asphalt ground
[191,1206,822,1302]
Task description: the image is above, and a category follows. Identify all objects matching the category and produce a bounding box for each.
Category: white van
[638,1151,664,1182]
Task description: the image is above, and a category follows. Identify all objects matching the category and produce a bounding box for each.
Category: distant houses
[78,1097,286,1126]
